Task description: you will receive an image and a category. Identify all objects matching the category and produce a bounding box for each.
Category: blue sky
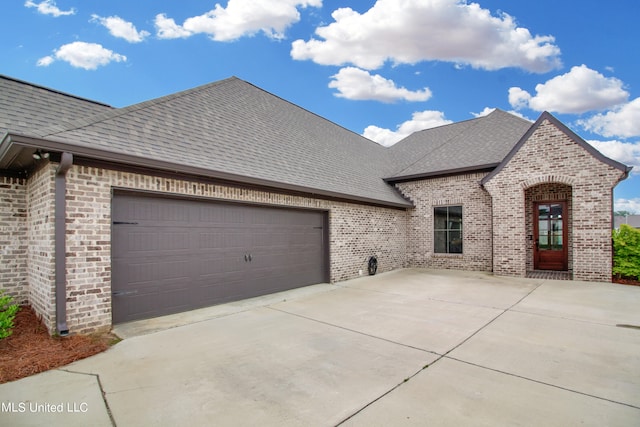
[3,0,639,212]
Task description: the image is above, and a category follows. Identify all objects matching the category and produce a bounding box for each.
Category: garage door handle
[244,254,252,262]
[113,290,138,296]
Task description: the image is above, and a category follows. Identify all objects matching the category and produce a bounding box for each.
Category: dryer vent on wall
[368,256,378,276]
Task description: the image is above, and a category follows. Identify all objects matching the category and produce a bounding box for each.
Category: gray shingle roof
[0,75,112,136]
[387,109,533,181]
[1,75,544,207]
[13,76,409,207]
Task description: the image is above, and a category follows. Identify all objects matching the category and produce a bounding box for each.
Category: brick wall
[0,176,28,303]
[26,163,56,331]
[396,172,493,272]
[484,119,625,281]
[60,165,407,333]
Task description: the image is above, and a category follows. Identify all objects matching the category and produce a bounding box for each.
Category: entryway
[533,201,568,271]
[525,182,573,276]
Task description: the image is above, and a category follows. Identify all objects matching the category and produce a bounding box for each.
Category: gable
[481,112,631,187]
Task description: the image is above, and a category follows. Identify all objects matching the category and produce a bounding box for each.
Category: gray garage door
[111,192,328,324]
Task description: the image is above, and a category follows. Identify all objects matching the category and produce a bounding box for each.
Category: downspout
[55,152,72,336]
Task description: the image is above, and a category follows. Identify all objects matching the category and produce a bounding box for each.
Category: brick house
[0,75,631,335]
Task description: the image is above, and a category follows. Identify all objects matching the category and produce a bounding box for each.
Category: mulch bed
[0,306,116,384]
[613,275,640,286]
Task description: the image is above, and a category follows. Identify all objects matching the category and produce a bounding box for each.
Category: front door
[534,202,568,271]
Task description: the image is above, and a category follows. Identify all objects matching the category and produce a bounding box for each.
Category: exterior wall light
[33,150,50,160]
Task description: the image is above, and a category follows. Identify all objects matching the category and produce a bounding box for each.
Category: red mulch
[0,306,116,384]
[613,275,640,286]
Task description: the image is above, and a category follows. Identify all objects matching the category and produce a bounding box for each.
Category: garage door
[111,193,329,324]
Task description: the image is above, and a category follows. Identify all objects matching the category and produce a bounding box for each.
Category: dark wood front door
[534,202,568,271]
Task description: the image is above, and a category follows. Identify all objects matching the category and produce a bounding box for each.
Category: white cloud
[614,198,640,214]
[91,15,150,43]
[37,41,127,70]
[291,0,561,72]
[157,0,321,42]
[579,98,640,139]
[587,139,640,173]
[508,87,531,110]
[363,110,452,146]
[509,65,629,114]
[25,0,75,17]
[155,14,193,39]
[472,107,495,118]
[36,55,55,67]
[329,67,431,103]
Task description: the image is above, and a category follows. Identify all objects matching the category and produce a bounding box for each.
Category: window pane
[539,220,549,233]
[538,205,550,220]
[539,233,549,249]
[449,231,462,253]
[434,207,448,229]
[434,231,447,253]
[449,206,462,230]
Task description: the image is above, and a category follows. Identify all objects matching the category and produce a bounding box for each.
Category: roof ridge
[390,113,488,177]
[37,77,240,138]
[238,78,388,152]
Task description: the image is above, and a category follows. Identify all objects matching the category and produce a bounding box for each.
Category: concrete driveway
[1,269,639,426]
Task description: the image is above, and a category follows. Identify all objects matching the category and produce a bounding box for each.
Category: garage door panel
[198,228,248,250]
[112,194,328,324]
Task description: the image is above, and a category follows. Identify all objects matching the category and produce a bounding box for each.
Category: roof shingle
[1,75,544,207]
[387,109,533,181]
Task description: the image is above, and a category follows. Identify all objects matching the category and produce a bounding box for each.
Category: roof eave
[385,164,499,184]
[2,133,412,209]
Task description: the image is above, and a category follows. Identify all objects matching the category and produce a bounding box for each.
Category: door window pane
[537,203,564,252]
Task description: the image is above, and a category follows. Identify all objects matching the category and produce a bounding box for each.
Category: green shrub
[0,291,19,339]
[613,224,640,280]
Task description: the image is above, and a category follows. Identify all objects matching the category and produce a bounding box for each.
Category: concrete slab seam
[266,306,440,356]
[335,361,435,426]
[441,280,545,358]
[58,369,117,426]
[277,281,543,426]
[509,307,634,328]
[267,305,443,426]
[443,356,640,411]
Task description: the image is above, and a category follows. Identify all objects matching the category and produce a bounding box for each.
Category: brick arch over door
[520,175,576,189]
